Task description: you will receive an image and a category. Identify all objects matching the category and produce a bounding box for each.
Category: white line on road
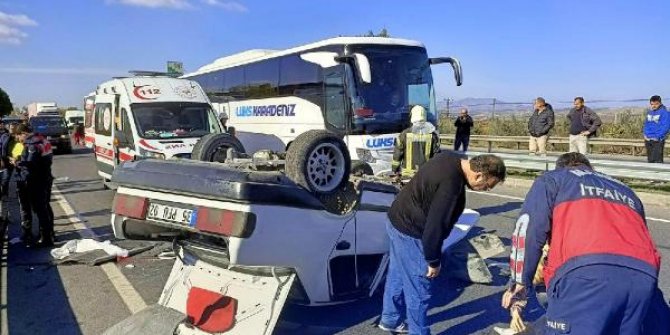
[52,185,148,314]
[467,190,670,223]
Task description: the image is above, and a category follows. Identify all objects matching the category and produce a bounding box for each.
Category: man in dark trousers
[380,153,506,334]
[391,105,441,178]
[503,152,661,334]
[14,124,55,247]
[643,95,670,163]
[0,121,12,231]
[453,108,473,152]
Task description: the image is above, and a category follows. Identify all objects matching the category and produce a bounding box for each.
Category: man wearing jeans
[567,97,601,154]
[643,95,670,163]
[528,97,555,156]
[380,153,506,334]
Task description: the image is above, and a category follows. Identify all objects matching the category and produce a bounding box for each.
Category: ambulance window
[120,109,135,148]
[94,103,112,136]
[114,107,122,131]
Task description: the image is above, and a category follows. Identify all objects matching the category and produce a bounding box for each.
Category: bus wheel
[286,130,350,194]
[192,133,245,163]
[351,161,374,176]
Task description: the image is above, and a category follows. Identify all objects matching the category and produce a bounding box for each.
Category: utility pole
[491,98,497,119]
[445,98,450,118]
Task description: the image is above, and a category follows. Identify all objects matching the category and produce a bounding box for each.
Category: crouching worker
[380,153,506,334]
[14,124,55,247]
[391,105,441,179]
[503,152,662,334]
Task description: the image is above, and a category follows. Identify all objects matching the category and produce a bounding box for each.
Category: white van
[89,75,223,185]
[64,110,85,128]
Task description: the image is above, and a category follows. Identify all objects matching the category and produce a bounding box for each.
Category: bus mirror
[300,52,340,68]
[429,57,463,86]
[334,53,372,84]
[353,53,372,84]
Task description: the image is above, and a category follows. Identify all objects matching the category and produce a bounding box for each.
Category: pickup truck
[107,131,481,335]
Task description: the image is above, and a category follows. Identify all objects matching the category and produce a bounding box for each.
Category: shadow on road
[2,189,82,334]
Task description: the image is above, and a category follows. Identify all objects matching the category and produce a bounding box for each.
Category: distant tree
[362,28,391,37]
[0,88,12,117]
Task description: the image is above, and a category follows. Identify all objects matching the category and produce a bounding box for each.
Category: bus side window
[324,74,347,130]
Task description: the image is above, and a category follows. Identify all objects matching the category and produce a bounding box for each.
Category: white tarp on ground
[50,239,129,260]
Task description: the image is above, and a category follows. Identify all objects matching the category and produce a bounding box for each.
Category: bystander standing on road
[454,108,473,152]
[567,97,601,154]
[74,121,85,146]
[380,153,506,334]
[13,124,55,247]
[643,95,670,163]
[0,120,13,231]
[503,152,664,334]
[527,97,554,156]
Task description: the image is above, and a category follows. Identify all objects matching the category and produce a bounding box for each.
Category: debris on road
[50,239,129,260]
[124,264,135,269]
[444,233,507,284]
[470,233,506,259]
[54,177,71,183]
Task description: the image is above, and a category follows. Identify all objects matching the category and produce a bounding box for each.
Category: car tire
[191,133,245,163]
[285,130,350,195]
[351,160,374,176]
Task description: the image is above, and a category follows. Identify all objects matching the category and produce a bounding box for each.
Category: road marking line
[52,184,148,314]
[467,190,670,223]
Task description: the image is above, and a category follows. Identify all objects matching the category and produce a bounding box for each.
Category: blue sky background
[0,0,668,108]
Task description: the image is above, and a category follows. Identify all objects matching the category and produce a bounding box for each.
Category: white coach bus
[182,37,462,175]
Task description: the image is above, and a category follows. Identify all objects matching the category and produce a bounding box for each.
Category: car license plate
[147,203,196,226]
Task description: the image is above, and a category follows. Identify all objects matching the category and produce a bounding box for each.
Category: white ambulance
[89,74,224,185]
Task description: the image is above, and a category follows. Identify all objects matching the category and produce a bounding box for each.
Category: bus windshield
[349,45,437,135]
[130,102,222,139]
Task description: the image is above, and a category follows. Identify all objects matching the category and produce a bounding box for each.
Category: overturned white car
[108,130,480,334]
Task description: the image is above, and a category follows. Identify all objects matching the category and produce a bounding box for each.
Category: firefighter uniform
[510,166,661,334]
[392,106,440,178]
[16,133,54,246]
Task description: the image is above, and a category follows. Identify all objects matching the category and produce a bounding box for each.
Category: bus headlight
[356,148,376,163]
[139,147,165,160]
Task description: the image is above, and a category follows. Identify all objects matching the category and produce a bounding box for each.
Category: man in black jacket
[567,97,601,154]
[379,153,506,334]
[528,97,555,156]
[454,108,473,152]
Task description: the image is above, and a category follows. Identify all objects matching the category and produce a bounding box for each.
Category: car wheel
[191,133,245,163]
[285,130,350,195]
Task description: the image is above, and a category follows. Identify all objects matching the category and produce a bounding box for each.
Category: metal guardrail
[440,134,645,155]
[464,151,670,182]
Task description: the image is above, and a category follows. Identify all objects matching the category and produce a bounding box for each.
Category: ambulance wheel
[351,161,374,176]
[192,133,245,163]
[286,130,350,194]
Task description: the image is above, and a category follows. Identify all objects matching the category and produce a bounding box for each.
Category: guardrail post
[488,141,492,153]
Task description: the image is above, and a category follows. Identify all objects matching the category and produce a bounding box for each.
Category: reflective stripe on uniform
[403,132,433,177]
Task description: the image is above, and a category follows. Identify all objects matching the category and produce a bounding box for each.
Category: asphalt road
[1,148,668,335]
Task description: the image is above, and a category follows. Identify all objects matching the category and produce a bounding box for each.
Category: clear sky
[1,0,668,108]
